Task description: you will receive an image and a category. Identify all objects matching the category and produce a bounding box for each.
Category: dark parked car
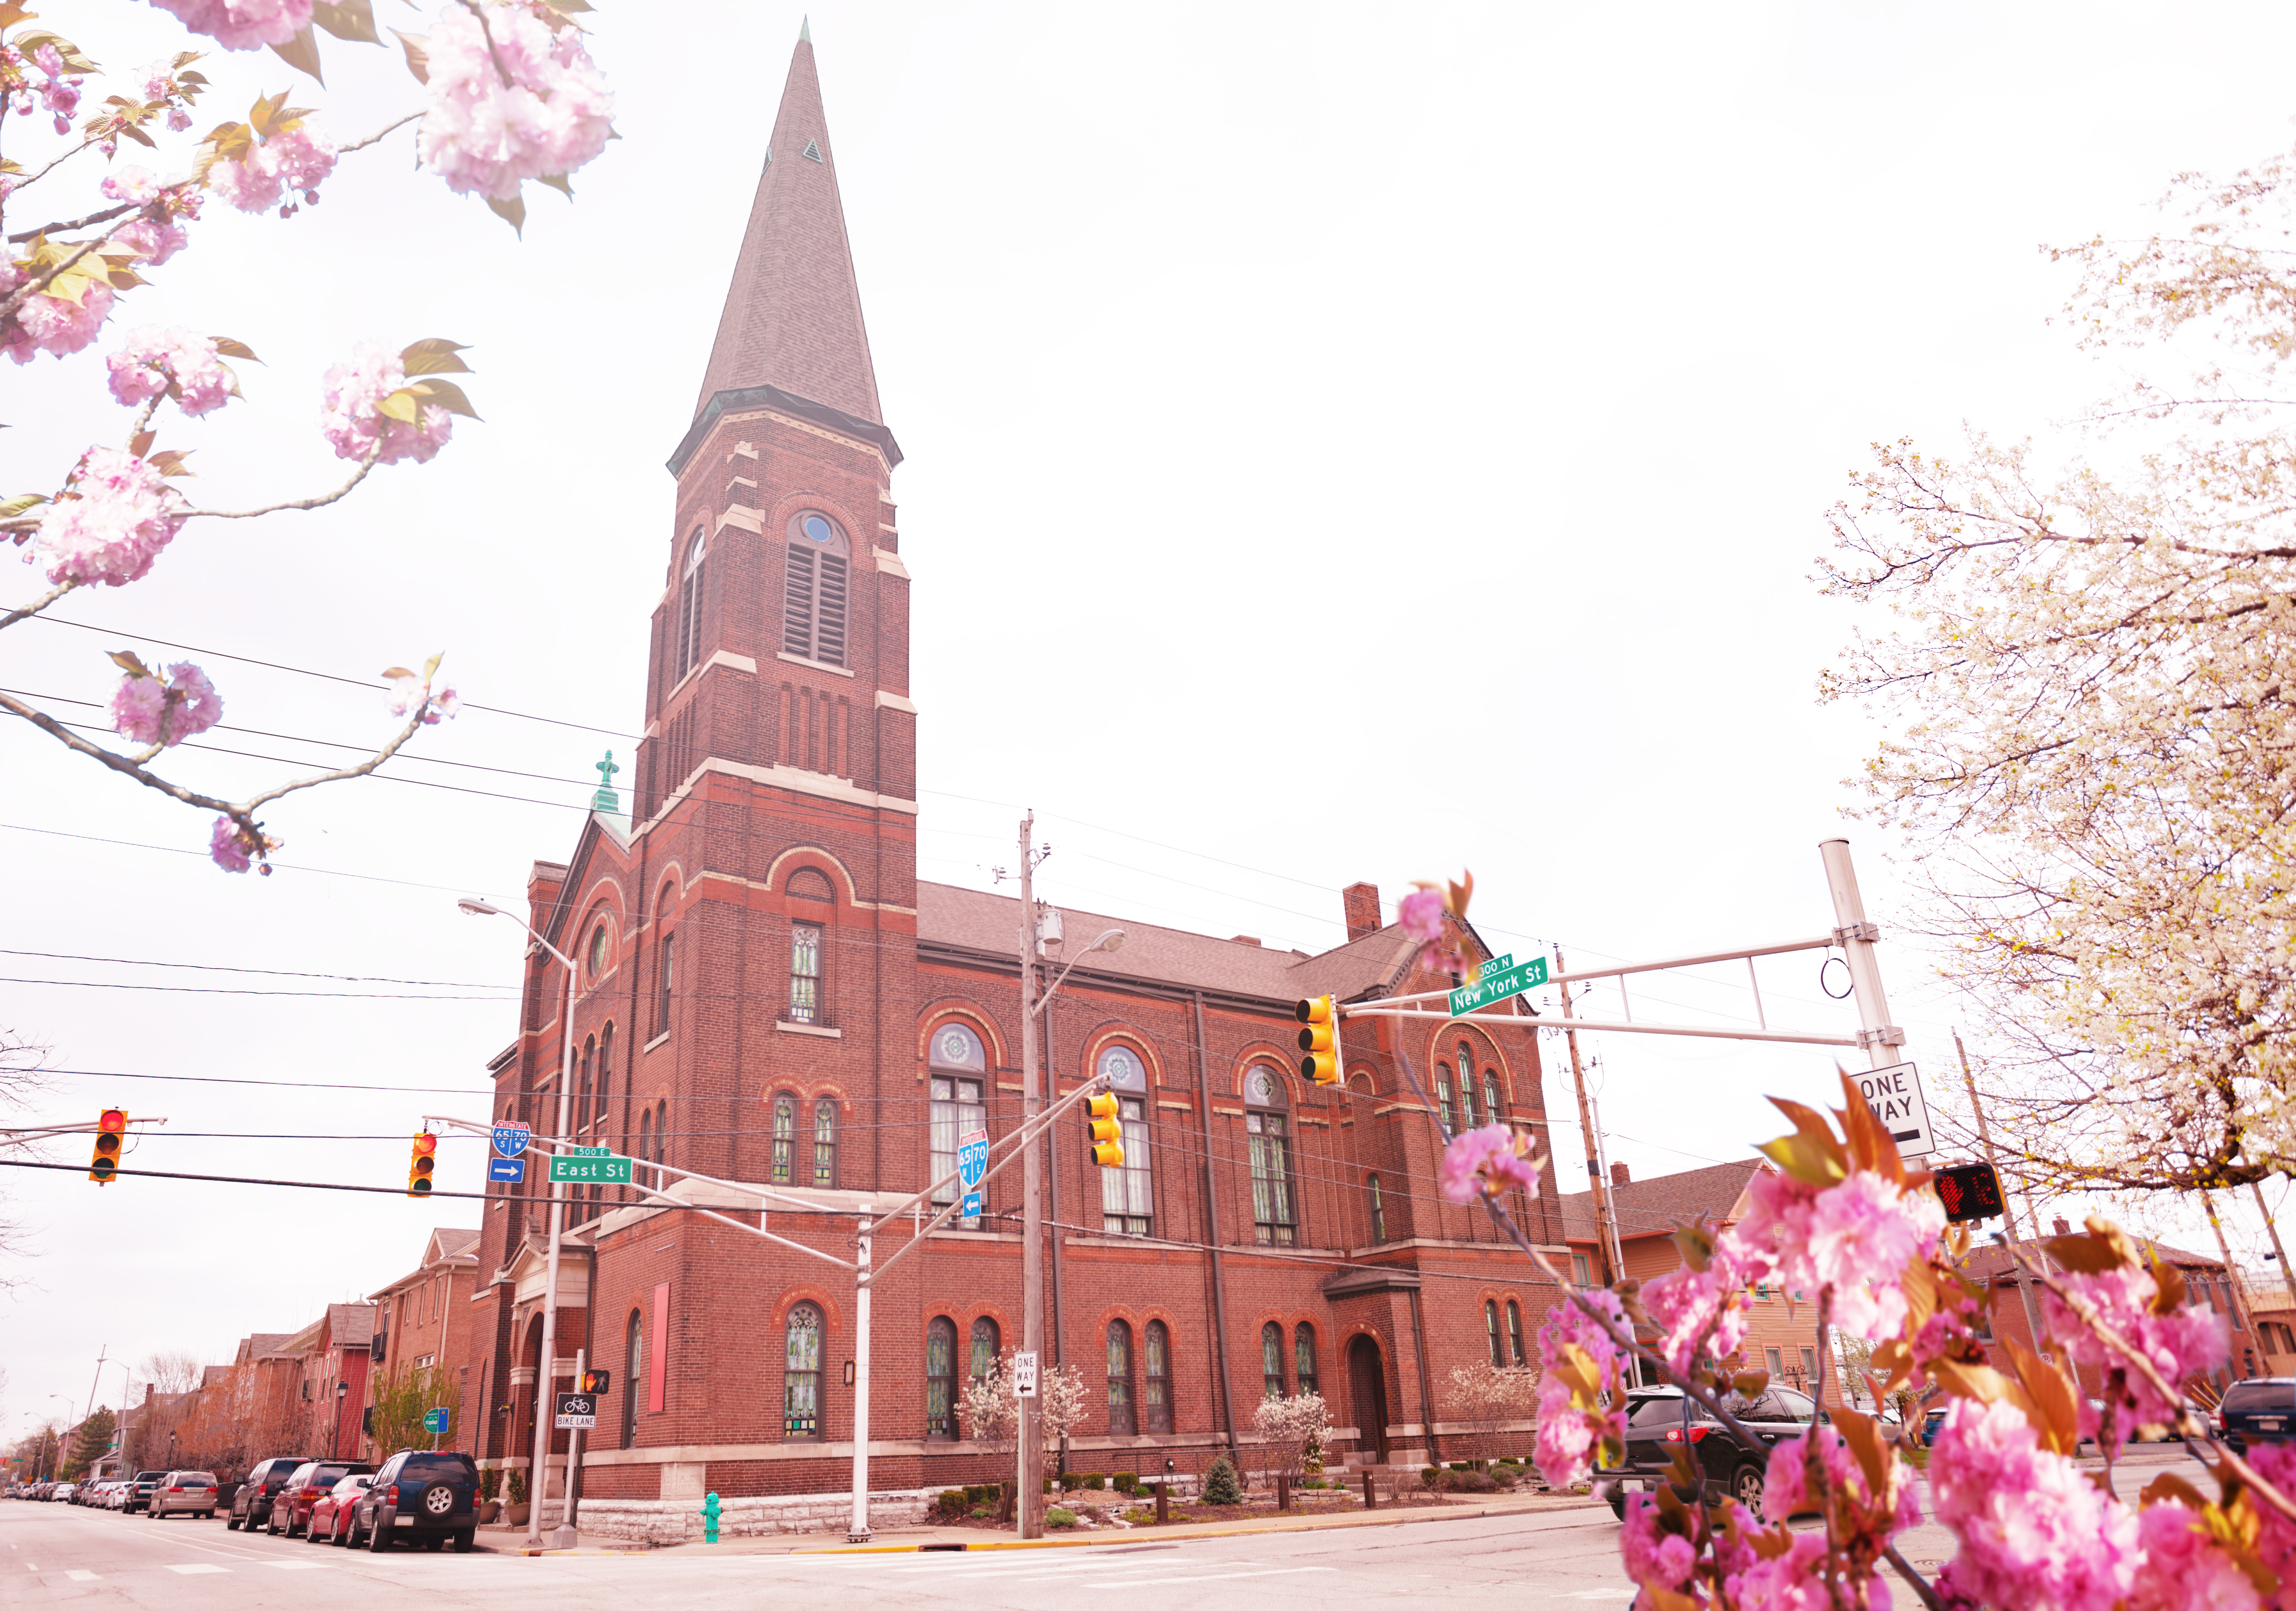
[123,1471,166,1514]
[227,1456,313,1532]
[2221,1378,2296,1455]
[347,1451,480,1553]
[1597,1384,1824,1520]
[267,1461,374,1537]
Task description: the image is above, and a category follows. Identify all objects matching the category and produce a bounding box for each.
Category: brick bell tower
[631,24,916,1192]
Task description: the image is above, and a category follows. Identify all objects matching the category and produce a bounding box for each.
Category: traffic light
[1294,996,1342,1085]
[1086,1092,1124,1168]
[88,1109,126,1184]
[407,1132,438,1197]
[1934,1161,2005,1223]
[581,1368,611,1395]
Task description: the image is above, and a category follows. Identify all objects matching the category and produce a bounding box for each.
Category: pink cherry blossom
[206,124,336,214]
[1619,1494,1697,1591]
[1532,1288,1628,1488]
[29,448,187,587]
[426,686,461,723]
[147,0,313,52]
[209,814,255,872]
[1397,887,1444,942]
[416,1,614,202]
[1761,1422,1923,1538]
[103,166,165,207]
[2040,1263,2227,1438]
[1641,1229,1769,1372]
[106,328,233,414]
[2125,1501,2262,1611]
[1927,1396,2139,1611]
[385,671,462,725]
[321,344,453,465]
[110,661,222,747]
[30,43,81,132]
[103,169,202,266]
[2,258,114,364]
[1734,1163,1943,1342]
[1438,1122,1538,1201]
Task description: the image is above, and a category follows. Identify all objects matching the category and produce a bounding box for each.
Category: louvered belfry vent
[782,511,852,667]
[802,138,823,163]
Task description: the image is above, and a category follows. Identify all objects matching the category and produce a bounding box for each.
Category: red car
[266,1461,373,1537]
[307,1475,374,1545]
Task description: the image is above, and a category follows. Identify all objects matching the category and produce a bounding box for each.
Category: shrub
[1112,1472,1138,1495]
[478,1468,499,1501]
[1203,1455,1242,1505]
[933,1490,968,1520]
[1084,1473,1106,1490]
[1046,1507,1077,1529]
[1430,1468,1499,1493]
[507,1468,528,1505]
[1421,1466,1440,1488]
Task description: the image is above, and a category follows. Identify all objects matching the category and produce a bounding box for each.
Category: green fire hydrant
[702,1491,721,1544]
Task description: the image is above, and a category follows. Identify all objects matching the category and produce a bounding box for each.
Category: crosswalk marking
[1050,1567,1341,1588]
[165,1563,229,1574]
[265,1561,334,1570]
[66,1570,96,1582]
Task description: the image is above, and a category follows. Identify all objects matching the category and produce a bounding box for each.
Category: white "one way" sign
[1853,1061,1935,1159]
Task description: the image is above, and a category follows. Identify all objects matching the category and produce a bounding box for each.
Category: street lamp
[332,1380,348,1460]
[459,895,582,1549]
[1037,928,1124,1013]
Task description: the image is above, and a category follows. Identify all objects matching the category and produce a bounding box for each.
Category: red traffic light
[407,1132,438,1196]
[89,1109,127,1184]
[1934,1161,2005,1224]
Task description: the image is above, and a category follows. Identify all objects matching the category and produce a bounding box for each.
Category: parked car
[123,1471,165,1514]
[146,1471,219,1520]
[346,1451,480,1553]
[1597,1383,1825,1520]
[103,1480,129,1510]
[267,1461,373,1537]
[227,1456,313,1533]
[2220,1378,2296,1455]
[307,1475,374,1545]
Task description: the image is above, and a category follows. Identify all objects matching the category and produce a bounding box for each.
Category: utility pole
[1553,949,1619,1286]
[1016,812,1045,1540]
[1953,1031,2046,1357]
[2202,1190,2261,1380]
[79,1345,107,1469]
[2252,1181,2296,1315]
[1588,1094,1628,1283]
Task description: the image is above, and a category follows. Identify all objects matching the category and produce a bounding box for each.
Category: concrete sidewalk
[505,1488,1597,1557]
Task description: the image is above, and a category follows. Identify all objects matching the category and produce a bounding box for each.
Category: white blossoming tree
[0,0,614,872]
[960,1350,1089,1506]
[1445,1359,1537,1466]
[1819,132,2296,1200]
[1250,1389,1330,1486]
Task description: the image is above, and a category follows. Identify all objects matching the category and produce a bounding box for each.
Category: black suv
[348,1451,480,1552]
[227,1456,312,1532]
[1597,1383,1824,1520]
[122,1471,167,1515]
[2220,1378,2296,1455]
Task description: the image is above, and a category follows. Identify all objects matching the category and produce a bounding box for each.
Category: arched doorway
[1347,1334,1390,1465]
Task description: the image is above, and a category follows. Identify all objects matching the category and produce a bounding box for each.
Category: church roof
[692,30,884,430]
[917,880,1431,1007]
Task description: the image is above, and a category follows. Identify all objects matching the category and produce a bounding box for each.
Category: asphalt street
[5,1501,1644,1609]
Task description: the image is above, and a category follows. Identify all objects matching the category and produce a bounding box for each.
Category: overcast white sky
[7,2,2296,1436]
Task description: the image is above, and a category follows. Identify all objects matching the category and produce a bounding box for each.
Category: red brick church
[460,29,1569,1519]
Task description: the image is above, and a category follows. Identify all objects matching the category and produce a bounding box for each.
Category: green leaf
[398,337,471,375]
[1755,1132,1847,1188]
[407,378,481,420]
[128,430,156,460]
[0,493,51,520]
[483,190,526,236]
[375,388,424,425]
[147,450,196,478]
[310,0,380,45]
[107,649,155,680]
[117,122,157,149]
[390,28,429,84]
[211,337,261,362]
[267,25,324,85]
[14,28,98,73]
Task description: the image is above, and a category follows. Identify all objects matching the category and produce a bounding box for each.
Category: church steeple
[693,29,883,428]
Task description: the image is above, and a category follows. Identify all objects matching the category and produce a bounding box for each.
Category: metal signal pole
[1017,813,1045,1540]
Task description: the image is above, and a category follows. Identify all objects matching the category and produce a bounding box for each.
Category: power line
[35,1067,491,1095]
[0,948,512,989]
[0,976,512,1001]
[0,822,511,899]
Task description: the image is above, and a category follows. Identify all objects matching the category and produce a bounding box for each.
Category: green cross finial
[592,750,622,813]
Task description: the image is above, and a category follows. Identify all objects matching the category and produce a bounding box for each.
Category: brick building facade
[458,31,1572,1510]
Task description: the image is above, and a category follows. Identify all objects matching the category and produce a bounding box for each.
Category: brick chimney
[2052,1216,2072,1236]
[1611,1161,1631,1187]
[1342,881,1381,942]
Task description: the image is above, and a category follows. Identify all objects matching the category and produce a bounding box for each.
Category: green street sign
[1449,954,1548,1016]
[550,1154,633,1184]
[568,1145,611,1157]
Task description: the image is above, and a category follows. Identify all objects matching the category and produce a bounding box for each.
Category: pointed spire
[799,15,810,43]
[692,29,881,427]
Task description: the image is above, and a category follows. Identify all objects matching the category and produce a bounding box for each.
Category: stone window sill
[777,1020,841,1039]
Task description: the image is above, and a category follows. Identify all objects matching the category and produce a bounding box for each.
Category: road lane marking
[1041,1567,1342,1588]
[165,1563,230,1574]
[264,1561,334,1570]
[66,1570,97,1582]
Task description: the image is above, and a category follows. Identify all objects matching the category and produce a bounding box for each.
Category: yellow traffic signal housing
[408,1132,438,1196]
[1086,1092,1124,1168]
[1294,996,1342,1085]
[89,1109,126,1184]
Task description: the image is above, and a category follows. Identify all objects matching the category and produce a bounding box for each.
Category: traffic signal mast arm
[0,1117,169,1138]
[1341,930,1868,1049]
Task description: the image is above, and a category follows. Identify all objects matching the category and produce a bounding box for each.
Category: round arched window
[587,921,608,978]
[1244,1064,1287,1109]
[929,1022,987,1072]
[1097,1045,1147,1091]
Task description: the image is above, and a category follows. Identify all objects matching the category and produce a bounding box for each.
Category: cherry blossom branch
[0,580,82,633]
[235,702,434,813]
[183,438,384,520]
[5,199,135,246]
[336,111,422,155]
[4,130,105,198]
[2014,1247,2296,1526]
[0,203,153,321]
[1882,1544,1947,1611]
